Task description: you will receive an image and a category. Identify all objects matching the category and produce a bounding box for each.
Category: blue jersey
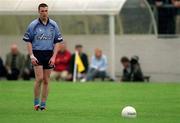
[23,18,63,51]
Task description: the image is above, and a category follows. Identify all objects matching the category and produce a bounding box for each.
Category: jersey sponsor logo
[36,33,53,40]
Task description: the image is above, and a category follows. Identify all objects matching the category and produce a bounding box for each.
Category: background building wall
[1,35,180,82]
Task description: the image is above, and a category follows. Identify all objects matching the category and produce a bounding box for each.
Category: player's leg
[33,65,43,110]
[40,69,51,110]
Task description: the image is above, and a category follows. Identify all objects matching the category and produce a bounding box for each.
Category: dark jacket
[69,53,89,74]
[122,63,144,82]
[5,52,25,76]
[122,66,131,81]
[0,57,6,77]
[130,63,144,82]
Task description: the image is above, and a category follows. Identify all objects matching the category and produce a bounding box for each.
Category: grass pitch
[0,81,180,123]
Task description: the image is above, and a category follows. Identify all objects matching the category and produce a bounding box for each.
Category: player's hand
[49,56,56,66]
[30,54,39,66]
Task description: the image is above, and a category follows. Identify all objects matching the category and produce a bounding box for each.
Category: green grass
[0,81,180,123]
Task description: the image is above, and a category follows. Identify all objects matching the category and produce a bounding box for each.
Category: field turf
[0,81,180,123]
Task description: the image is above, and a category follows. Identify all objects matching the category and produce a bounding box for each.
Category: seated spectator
[22,54,35,80]
[51,43,71,81]
[120,56,131,81]
[82,48,108,81]
[0,56,6,78]
[120,56,144,82]
[69,44,89,81]
[5,44,25,80]
[130,56,144,82]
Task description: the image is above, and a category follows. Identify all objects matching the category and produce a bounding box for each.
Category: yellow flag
[75,52,85,73]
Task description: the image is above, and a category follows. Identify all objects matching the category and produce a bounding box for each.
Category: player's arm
[53,43,61,57]
[49,23,64,66]
[49,42,61,65]
[26,42,38,66]
[23,23,38,66]
[26,42,33,56]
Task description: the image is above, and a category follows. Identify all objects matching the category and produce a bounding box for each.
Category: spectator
[5,44,25,80]
[22,54,35,80]
[120,56,144,82]
[130,56,144,82]
[156,0,176,35]
[120,56,131,81]
[69,44,89,80]
[0,56,6,78]
[51,43,71,81]
[83,48,108,81]
[172,0,180,34]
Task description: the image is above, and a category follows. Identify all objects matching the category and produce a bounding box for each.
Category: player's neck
[40,17,48,25]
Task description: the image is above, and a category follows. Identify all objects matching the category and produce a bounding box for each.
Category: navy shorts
[33,50,54,69]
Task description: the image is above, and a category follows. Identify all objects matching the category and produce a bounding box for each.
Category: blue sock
[40,102,46,107]
[34,99,39,106]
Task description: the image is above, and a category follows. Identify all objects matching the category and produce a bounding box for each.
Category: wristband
[30,54,35,59]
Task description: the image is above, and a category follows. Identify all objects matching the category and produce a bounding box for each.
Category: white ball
[121,106,137,118]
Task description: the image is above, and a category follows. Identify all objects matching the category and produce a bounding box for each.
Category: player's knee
[35,81,41,87]
[36,77,43,83]
[43,80,49,85]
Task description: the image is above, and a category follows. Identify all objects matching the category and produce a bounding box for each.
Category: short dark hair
[121,56,129,63]
[38,3,48,10]
[75,44,83,49]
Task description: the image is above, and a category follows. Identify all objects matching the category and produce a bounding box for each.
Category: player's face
[38,7,48,20]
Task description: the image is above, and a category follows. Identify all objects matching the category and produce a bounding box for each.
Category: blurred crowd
[148,0,180,35]
[0,43,115,82]
[0,43,146,82]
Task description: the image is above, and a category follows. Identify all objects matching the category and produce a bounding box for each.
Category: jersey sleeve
[54,23,63,44]
[23,24,34,42]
